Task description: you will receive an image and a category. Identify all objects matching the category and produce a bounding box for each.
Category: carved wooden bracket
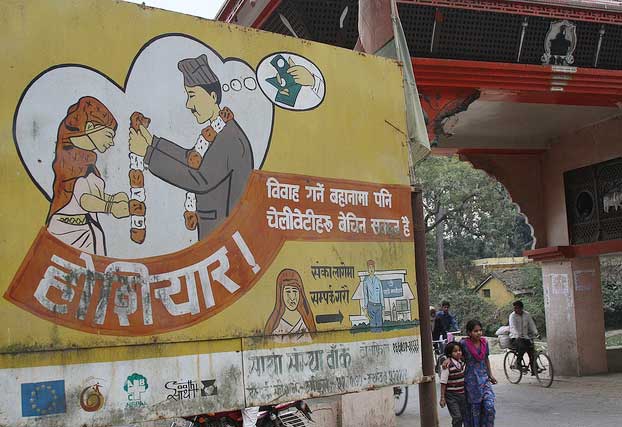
[419,88,480,146]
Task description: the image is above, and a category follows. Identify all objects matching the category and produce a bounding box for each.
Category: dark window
[483,289,491,298]
[395,299,409,312]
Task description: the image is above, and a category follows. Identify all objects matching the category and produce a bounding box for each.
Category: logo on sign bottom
[80,382,105,412]
[20,380,66,417]
[124,373,149,408]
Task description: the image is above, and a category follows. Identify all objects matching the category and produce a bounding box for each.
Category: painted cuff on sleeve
[311,74,324,96]
[144,136,161,165]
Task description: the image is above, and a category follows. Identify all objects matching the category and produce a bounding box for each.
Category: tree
[416,155,533,285]
[418,155,542,336]
[602,255,622,329]
[428,270,501,335]
[517,265,546,335]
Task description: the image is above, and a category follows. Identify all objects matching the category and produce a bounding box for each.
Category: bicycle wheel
[535,352,554,388]
[503,351,523,384]
[393,385,408,416]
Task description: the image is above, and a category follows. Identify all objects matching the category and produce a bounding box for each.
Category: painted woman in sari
[264,269,317,339]
[46,96,129,255]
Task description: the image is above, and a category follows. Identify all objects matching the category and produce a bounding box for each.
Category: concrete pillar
[308,396,341,427]
[341,388,395,427]
[541,256,608,376]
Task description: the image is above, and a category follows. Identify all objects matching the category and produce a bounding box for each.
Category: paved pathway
[397,354,622,427]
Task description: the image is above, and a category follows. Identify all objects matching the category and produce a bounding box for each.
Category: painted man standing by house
[129,54,253,240]
[362,259,384,332]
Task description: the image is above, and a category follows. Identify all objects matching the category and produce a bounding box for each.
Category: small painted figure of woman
[46,96,129,255]
[264,269,317,338]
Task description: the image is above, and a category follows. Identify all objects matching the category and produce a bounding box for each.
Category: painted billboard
[0,1,421,425]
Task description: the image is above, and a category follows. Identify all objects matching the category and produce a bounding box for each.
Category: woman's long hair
[47,96,117,222]
[264,269,317,335]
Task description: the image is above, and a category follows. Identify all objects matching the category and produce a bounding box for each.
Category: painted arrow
[315,311,344,324]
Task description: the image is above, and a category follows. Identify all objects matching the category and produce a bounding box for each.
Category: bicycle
[503,340,554,388]
[393,385,408,416]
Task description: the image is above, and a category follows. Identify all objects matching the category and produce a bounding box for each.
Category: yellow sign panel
[0,0,421,424]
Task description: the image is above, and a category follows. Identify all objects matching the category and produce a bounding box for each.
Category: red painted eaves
[413,58,622,106]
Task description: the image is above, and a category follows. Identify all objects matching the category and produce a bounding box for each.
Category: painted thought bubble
[257,52,326,111]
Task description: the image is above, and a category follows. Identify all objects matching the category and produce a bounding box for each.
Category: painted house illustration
[349,269,415,327]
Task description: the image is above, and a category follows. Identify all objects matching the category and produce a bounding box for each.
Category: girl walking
[462,319,497,426]
[439,342,467,426]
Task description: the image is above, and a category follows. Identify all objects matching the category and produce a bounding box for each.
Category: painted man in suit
[129,54,253,240]
[362,259,384,332]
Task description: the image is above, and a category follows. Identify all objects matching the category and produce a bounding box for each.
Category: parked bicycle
[393,385,408,416]
[503,341,554,388]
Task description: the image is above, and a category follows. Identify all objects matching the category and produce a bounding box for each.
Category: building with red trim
[217,0,622,378]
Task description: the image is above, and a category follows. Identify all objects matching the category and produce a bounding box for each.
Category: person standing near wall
[439,342,467,427]
[461,319,497,426]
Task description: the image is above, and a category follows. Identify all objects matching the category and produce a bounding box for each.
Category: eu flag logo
[21,380,66,417]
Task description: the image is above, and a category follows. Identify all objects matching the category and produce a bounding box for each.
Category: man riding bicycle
[509,300,538,375]
[433,301,459,341]
[432,301,459,357]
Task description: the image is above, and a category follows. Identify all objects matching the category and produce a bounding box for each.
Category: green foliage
[602,255,622,329]
[429,265,546,337]
[418,156,543,335]
[428,270,501,336]
[417,156,533,257]
[417,156,533,287]
[516,265,546,335]
[606,334,622,347]
[417,156,622,338]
